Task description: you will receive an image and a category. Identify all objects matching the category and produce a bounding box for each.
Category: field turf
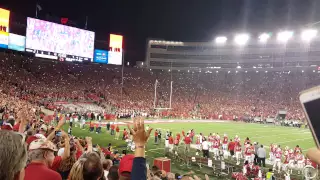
[63,121,316,179]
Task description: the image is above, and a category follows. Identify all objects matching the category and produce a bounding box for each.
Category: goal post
[153,79,173,110]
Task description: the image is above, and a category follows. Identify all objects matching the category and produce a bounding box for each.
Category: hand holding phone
[300,86,320,147]
[55,130,62,137]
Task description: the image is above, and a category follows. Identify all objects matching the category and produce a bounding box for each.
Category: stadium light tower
[301,29,318,42]
[277,31,293,43]
[259,33,270,43]
[234,34,249,45]
[215,36,227,44]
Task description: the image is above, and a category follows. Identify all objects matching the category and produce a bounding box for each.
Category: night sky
[2,0,320,64]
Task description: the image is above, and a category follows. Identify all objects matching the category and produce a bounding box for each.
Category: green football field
[63,121,316,179]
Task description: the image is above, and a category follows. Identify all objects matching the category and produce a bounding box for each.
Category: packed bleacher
[1,52,318,121]
[2,51,320,179]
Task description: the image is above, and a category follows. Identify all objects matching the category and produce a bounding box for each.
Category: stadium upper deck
[146,38,320,71]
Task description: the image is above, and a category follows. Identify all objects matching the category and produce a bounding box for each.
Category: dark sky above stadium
[2,0,320,64]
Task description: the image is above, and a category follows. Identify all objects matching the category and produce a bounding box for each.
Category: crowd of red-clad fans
[1,52,319,121]
[1,51,320,179]
[1,101,201,180]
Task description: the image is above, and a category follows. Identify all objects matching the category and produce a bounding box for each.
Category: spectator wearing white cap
[0,130,27,180]
[24,139,62,180]
[35,124,48,137]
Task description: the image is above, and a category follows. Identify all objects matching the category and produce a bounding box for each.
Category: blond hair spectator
[0,130,27,180]
[69,152,103,180]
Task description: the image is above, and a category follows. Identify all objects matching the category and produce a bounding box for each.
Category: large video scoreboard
[26,17,95,62]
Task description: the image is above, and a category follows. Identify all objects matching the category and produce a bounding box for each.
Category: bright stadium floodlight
[301,29,318,42]
[277,31,293,43]
[215,36,227,44]
[234,34,249,45]
[259,33,270,43]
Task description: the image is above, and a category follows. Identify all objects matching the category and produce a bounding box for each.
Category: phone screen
[55,131,62,136]
[303,98,320,145]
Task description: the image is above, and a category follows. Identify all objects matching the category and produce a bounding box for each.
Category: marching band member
[288,149,295,173]
[273,145,282,173]
[168,134,174,152]
[244,137,251,146]
[195,134,201,150]
[208,133,213,151]
[243,161,251,176]
[222,134,229,158]
[269,143,274,162]
[216,133,220,141]
[250,143,255,163]
[199,133,203,144]
[235,142,242,165]
[282,146,290,172]
[234,135,240,144]
[244,143,253,163]
[222,133,228,151]
[294,145,302,155]
[212,137,220,160]
[173,135,180,152]
[251,162,261,178]
[295,150,305,174]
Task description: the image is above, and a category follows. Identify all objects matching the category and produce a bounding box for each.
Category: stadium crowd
[0,52,319,121]
[1,51,320,180]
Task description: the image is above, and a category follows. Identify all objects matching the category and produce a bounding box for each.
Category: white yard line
[273,137,313,144]
[253,131,311,139]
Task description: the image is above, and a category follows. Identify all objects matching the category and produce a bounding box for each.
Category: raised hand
[85,136,92,143]
[127,117,153,146]
[307,148,320,164]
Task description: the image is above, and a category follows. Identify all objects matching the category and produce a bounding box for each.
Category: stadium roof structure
[145,30,320,72]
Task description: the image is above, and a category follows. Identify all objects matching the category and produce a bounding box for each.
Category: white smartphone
[299,86,320,148]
